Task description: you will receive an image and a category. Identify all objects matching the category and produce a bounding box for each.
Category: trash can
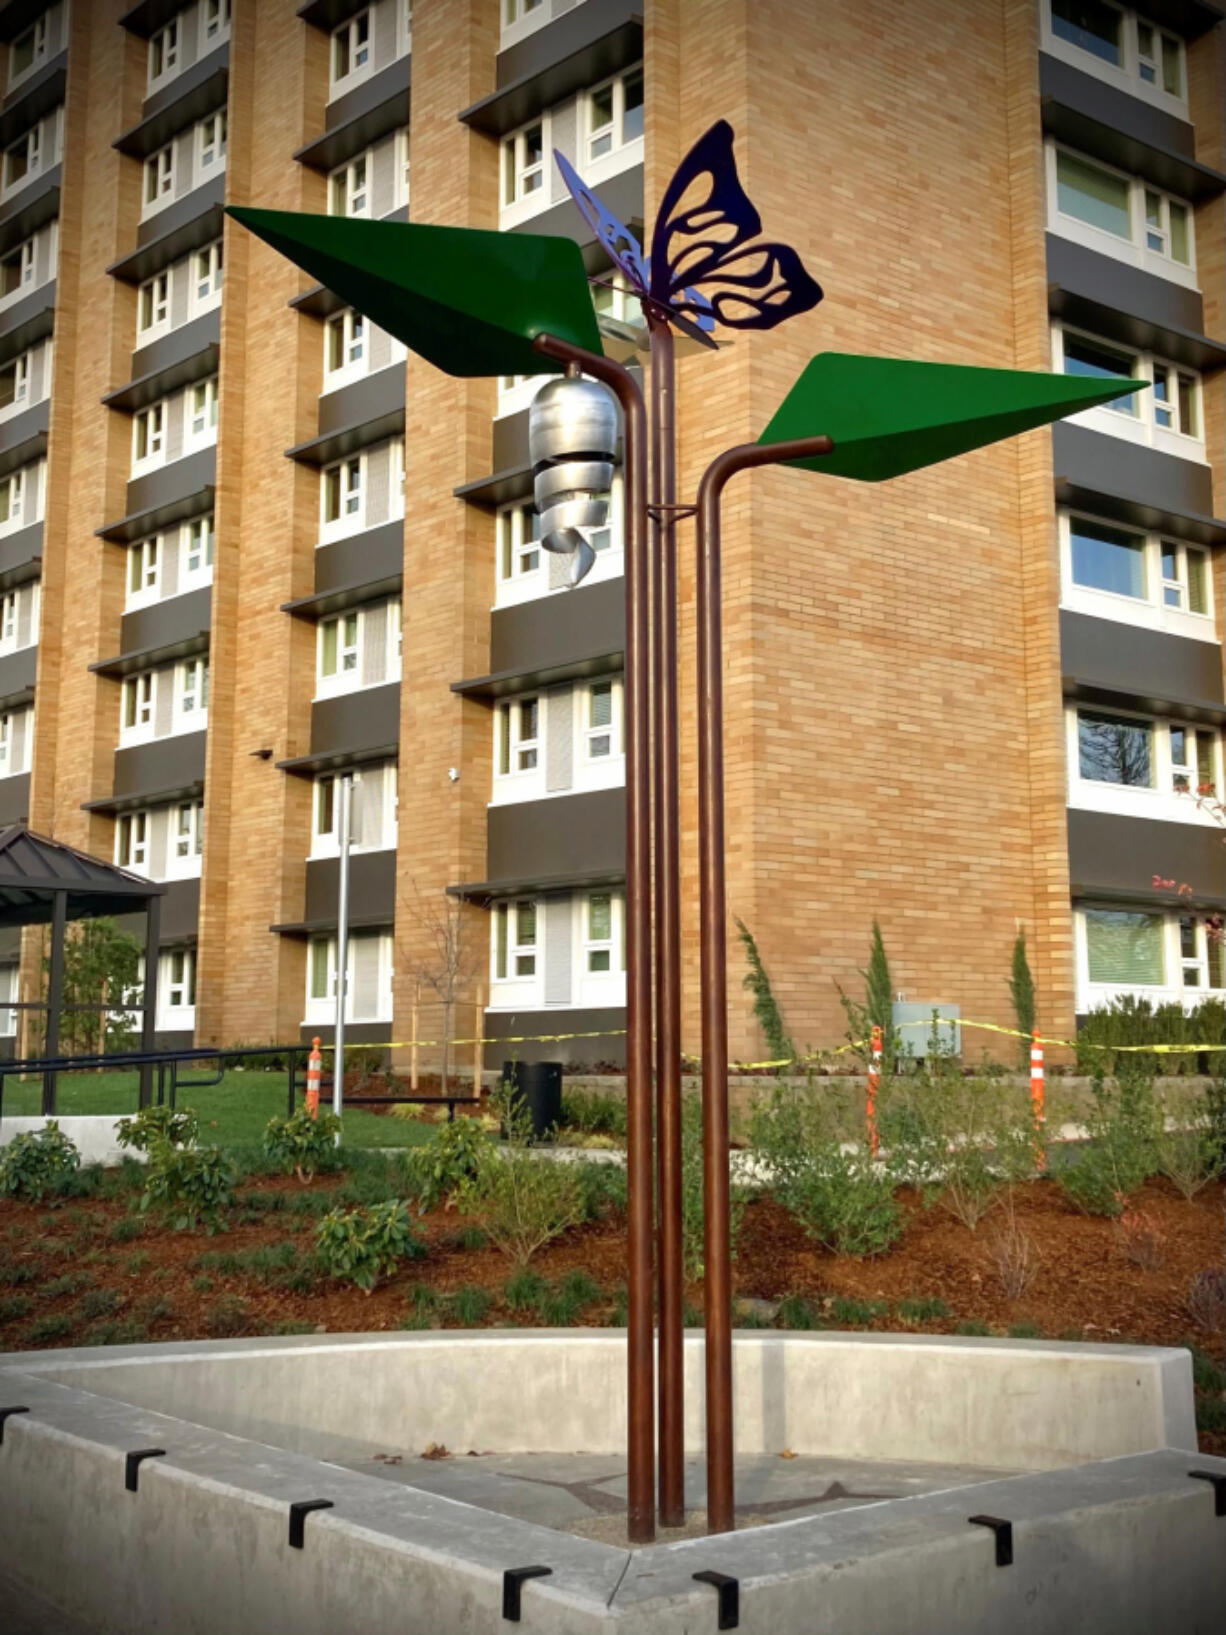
[501,1060,562,1141]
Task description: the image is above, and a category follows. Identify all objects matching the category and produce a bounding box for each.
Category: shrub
[1186,1267,1226,1332]
[752,1083,903,1258]
[0,1294,34,1321]
[404,1116,488,1214]
[315,1201,423,1293]
[775,1294,821,1330]
[203,1295,253,1337]
[1117,1207,1166,1271]
[830,1296,888,1326]
[897,1296,948,1322]
[0,1122,80,1202]
[449,1285,492,1325]
[558,1090,627,1139]
[1009,930,1036,1070]
[106,1217,143,1243]
[681,1090,747,1277]
[735,918,794,1065]
[459,1092,584,1270]
[23,1312,74,1344]
[503,1269,547,1311]
[1155,1083,1224,1200]
[116,1104,198,1155]
[1074,995,1226,1077]
[141,1143,236,1233]
[956,1320,991,1337]
[986,1197,1041,1300]
[574,1159,627,1222]
[838,919,901,1072]
[262,1107,343,1182]
[1057,1066,1160,1218]
[1008,1321,1042,1340]
[76,1289,122,1322]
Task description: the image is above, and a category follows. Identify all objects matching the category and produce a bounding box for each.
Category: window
[0,240,35,300]
[1060,331,1139,416]
[1151,361,1198,437]
[1077,709,1153,786]
[584,680,619,759]
[198,110,227,171]
[1179,915,1224,990]
[493,899,537,979]
[122,673,154,735]
[184,515,214,580]
[1160,542,1209,615]
[127,535,160,602]
[144,144,174,209]
[0,593,16,652]
[391,439,405,511]
[496,697,539,775]
[318,613,359,682]
[325,309,365,379]
[314,775,336,847]
[9,18,48,83]
[3,124,40,192]
[138,271,170,337]
[586,67,644,162]
[503,120,545,207]
[1051,0,1123,65]
[1166,723,1217,795]
[1056,149,1130,238]
[395,126,410,210]
[585,893,617,973]
[148,19,178,85]
[176,658,208,720]
[1054,327,1203,449]
[173,799,204,863]
[165,948,196,1013]
[0,470,24,529]
[1136,16,1182,97]
[1144,189,1190,264]
[1047,4,1185,103]
[401,0,412,54]
[497,503,540,581]
[503,0,546,27]
[329,155,369,218]
[308,937,335,1004]
[193,242,223,308]
[1069,517,1146,600]
[332,10,370,85]
[1085,908,1164,984]
[116,811,149,870]
[133,403,166,466]
[186,377,219,446]
[202,0,231,45]
[1050,145,1194,276]
[322,457,363,529]
[0,352,29,413]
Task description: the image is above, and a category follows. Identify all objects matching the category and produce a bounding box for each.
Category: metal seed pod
[529,377,617,587]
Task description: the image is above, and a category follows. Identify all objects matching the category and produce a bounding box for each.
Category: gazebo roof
[0,823,165,927]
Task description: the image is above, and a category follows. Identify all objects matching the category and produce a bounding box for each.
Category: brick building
[0,0,1223,1067]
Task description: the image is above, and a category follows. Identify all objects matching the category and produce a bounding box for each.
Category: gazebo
[0,824,165,1111]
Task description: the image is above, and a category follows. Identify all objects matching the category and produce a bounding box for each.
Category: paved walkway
[0,1572,104,1635]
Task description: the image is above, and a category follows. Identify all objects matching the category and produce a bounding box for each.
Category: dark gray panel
[1051,421,1215,519]
[1068,808,1226,904]
[310,682,400,758]
[118,586,212,663]
[0,924,18,958]
[484,1007,625,1069]
[127,309,221,388]
[0,519,40,588]
[314,518,404,595]
[0,55,66,142]
[316,364,406,439]
[304,849,396,925]
[1040,52,1197,160]
[125,446,216,520]
[511,164,643,256]
[487,788,624,883]
[134,172,226,251]
[1046,234,1204,337]
[463,0,640,132]
[0,279,53,353]
[129,46,228,142]
[109,194,225,286]
[0,771,28,825]
[0,396,46,479]
[118,0,195,38]
[496,0,638,85]
[160,877,200,942]
[296,0,367,30]
[296,58,411,172]
[489,575,624,676]
[0,643,36,705]
[298,1021,389,1047]
[492,409,529,475]
[1060,609,1223,708]
[112,731,207,803]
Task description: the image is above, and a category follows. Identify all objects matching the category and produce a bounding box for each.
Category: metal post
[334,773,353,1123]
[535,332,654,1542]
[696,434,832,1536]
[138,893,160,1109]
[650,317,685,1527]
[42,889,67,1116]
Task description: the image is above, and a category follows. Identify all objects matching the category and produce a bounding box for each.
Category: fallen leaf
[779,1448,798,1460]
[421,1442,450,1461]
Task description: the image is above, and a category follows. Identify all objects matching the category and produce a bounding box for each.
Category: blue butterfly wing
[553,149,650,297]
[649,120,822,331]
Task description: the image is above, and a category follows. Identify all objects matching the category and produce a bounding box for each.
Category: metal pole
[138,893,161,1109]
[650,316,685,1527]
[334,773,353,1123]
[42,889,67,1116]
[535,332,654,1542]
[695,434,832,1536]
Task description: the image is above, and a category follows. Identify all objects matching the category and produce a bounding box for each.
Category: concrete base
[0,1117,145,1168]
[0,1332,1219,1634]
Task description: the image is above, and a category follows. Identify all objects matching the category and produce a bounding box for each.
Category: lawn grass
[0,1069,435,1152]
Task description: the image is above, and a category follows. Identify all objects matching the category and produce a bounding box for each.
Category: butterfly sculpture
[555,118,823,347]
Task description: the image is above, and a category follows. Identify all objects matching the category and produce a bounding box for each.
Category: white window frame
[184,376,219,452]
[496,502,542,595]
[331,9,372,89]
[491,898,540,985]
[0,590,17,655]
[1046,141,1196,289]
[1052,323,1205,459]
[323,307,366,386]
[148,17,180,88]
[316,610,361,695]
[166,798,205,878]
[0,349,30,420]
[0,238,35,307]
[115,810,151,872]
[501,0,548,50]
[0,707,27,776]
[132,401,167,473]
[121,672,155,744]
[320,455,365,539]
[1067,701,1223,826]
[1060,508,1214,641]
[391,438,405,517]
[161,947,197,1024]
[197,108,227,173]
[584,65,644,171]
[143,143,176,217]
[201,0,232,49]
[1042,3,1187,112]
[0,468,25,534]
[582,677,623,764]
[137,270,171,341]
[495,695,541,780]
[399,0,412,58]
[183,514,215,586]
[310,764,396,858]
[191,240,223,314]
[126,534,162,609]
[304,931,393,1023]
[176,657,209,728]
[500,114,549,225]
[8,16,48,89]
[2,122,42,197]
[393,125,410,211]
[329,152,370,218]
[1076,903,1224,1014]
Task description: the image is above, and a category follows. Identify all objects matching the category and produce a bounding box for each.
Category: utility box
[891,1002,961,1061]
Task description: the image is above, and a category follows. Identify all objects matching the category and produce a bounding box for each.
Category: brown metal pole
[534,333,655,1541]
[649,317,685,1527]
[696,434,833,1536]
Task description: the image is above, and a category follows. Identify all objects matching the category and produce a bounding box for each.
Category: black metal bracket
[0,1407,28,1444]
[693,1569,740,1629]
[969,1514,1014,1566]
[1189,1470,1226,1517]
[646,503,699,523]
[502,1565,552,1622]
[124,1448,166,1492]
[287,1499,334,1548]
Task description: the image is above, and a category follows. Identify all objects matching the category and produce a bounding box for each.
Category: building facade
[0,0,1223,1065]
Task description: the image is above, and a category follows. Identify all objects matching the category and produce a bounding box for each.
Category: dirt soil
[1,1175,1222,1454]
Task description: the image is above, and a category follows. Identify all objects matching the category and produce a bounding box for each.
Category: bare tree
[401,884,483,1096]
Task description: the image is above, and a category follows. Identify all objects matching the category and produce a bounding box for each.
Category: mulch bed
[1,1174,1222,1453]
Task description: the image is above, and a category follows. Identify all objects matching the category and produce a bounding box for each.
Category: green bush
[449,1285,492,1325]
[681,1090,747,1277]
[262,1107,343,1182]
[1057,1066,1160,1218]
[0,1122,80,1202]
[458,1091,584,1270]
[116,1104,199,1154]
[404,1116,488,1214]
[1009,930,1036,1070]
[1155,1082,1224,1200]
[752,1083,902,1258]
[735,918,795,1065]
[141,1143,236,1233]
[1075,995,1226,1076]
[574,1159,627,1222]
[558,1090,627,1138]
[315,1200,424,1292]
